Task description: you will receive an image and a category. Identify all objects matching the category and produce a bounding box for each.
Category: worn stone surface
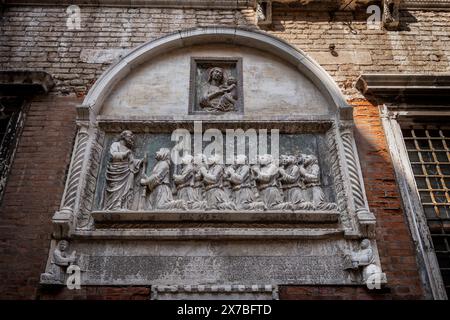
[68,239,360,286]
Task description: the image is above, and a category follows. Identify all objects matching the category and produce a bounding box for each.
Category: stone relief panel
[100,45,332,118]
[94,131,336,213]
[189,57,243,114]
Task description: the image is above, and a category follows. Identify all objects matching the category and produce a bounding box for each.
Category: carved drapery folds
[99,131,338,214]
[40,240,77,285]
[189,57,243,114]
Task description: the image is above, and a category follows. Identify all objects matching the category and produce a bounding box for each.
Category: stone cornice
[0,70,54,95]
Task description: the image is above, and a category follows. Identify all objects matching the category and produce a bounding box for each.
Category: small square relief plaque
[189,57,243,114]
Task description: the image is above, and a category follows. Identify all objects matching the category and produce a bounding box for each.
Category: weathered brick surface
[1,6,449,98]
[0,95,78,299]
[0,3,447,299]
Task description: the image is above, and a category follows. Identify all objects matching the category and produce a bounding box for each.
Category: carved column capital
[383,0,401,30]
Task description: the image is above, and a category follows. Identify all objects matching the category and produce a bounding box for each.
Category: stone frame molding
[381,105,448,300]
[41,27,384,290]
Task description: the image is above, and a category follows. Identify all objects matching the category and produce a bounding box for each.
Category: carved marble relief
[343,239,386,287]
[40,240,77,284]
[189,57,243,114]
[99,131,336,212]
[102,130,145,211]
[41,30,385,291]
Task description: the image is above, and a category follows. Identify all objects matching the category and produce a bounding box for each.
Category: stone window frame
[381,106,448,300]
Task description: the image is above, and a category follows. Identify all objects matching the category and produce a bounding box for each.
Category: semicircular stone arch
[79,27,352,123]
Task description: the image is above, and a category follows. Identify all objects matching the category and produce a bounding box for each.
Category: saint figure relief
[199,67,238,112]
[102,130,146,211]
[140,148,187,210]
[200,154,236,210]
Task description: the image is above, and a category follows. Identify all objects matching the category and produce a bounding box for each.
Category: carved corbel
[256,0,272,26]
[339,122,376,238]
[383,0,401,29]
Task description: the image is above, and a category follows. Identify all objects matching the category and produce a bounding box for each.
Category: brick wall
[1,3,448,299]
[0,95,78,299]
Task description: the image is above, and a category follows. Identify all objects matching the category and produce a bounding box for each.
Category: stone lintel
[356,73,450,98]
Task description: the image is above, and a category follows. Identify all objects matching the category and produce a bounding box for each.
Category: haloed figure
[200,67,237,112]
[102,130,145,211]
